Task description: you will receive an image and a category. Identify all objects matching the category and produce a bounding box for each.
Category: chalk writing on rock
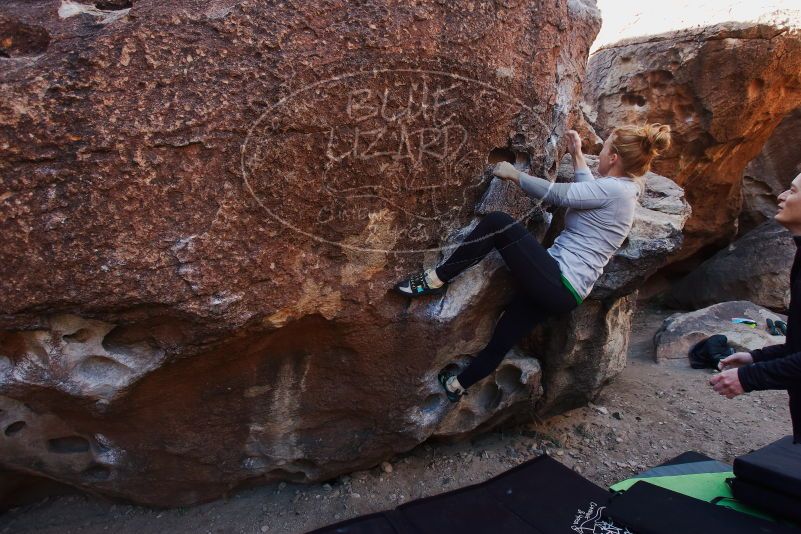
[241,68,541,253]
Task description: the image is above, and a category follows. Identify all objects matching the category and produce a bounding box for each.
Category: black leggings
[435,211,579,389]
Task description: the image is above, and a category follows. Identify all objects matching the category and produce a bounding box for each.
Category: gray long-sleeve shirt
[518,167,641,300]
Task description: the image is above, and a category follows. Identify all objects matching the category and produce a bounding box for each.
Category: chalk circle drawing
[241,68,547,254]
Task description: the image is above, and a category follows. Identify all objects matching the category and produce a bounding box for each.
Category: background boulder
[740,108,801,234]
[669,221,795,312]
[654,301,787,363]
[583,21,801,264]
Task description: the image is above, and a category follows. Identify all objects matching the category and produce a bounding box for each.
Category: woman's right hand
[565,130,583,157]
[492,161,520,183]
[718,352,754,371]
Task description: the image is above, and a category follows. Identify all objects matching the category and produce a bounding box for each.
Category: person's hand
[709,368,745,399]
[492,161,520,182]
[717,352,754,371]
[565,130,583,157]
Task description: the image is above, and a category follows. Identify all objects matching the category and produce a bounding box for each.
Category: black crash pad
[605,480,800,534]
[308,454,631,534]
[734,436,801,500]
[730,476,801,524]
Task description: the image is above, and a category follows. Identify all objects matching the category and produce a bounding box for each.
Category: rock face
[654,301,787,363]
[0,0,683,507]
[740,108,801,234]
[669,221,795,312]
[583,21,801,262]
[0,0,610,507]
[527,293,637,417]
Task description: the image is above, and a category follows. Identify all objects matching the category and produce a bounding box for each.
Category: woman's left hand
[492,162,520,182]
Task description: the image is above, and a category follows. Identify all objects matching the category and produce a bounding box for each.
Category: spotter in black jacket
[739,235,801,443]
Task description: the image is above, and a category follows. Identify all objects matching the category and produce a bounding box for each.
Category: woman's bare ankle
[425,268,444,288]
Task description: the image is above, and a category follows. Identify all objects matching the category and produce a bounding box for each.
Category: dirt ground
[0,302,793,534]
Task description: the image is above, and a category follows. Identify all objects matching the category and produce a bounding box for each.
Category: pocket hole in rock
[515,151,530,168]
[439,362,462,377]
[621,93,647,107]
[47,436,90,453]
[101,324,162,360]
[477,383,502,411]
[63,328,92,343]
[95,0,133,9]
[496,365,524,393]
[270,468,309,484]
[82,464,111,480]
[0,16,50,57]
[422,394,441,414]
[487,147,515,165]
[4,421,25,436]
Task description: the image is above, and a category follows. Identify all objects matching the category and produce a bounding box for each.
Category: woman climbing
[395,124,672,401]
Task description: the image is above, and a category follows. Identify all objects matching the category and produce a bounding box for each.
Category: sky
[592,0,801,51]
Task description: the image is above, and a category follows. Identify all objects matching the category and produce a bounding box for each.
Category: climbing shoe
[394,271,446,297]
[438,370,465,403]
[776,320,788,336]
[767,318,780,336]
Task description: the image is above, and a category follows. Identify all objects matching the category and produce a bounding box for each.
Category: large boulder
[583,20,801,262]
[654,301,787,363]
[0,0,612,506]
[740,108,801,234]
[527,293,637,417]
[669,221,795,312]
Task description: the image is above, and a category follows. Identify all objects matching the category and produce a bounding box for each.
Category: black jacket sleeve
[749,343,793,363]
[739,351,801,391]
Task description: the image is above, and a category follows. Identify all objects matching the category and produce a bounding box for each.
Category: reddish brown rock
[740,108,801,234]
[0,0,690,510]
[0,0,612,506]
[583,21,801,262]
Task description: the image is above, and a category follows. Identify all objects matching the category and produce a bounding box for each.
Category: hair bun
[610,122,673,178]
[642,123,672,156]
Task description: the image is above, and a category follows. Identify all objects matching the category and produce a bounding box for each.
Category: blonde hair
[610,123,672,179]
